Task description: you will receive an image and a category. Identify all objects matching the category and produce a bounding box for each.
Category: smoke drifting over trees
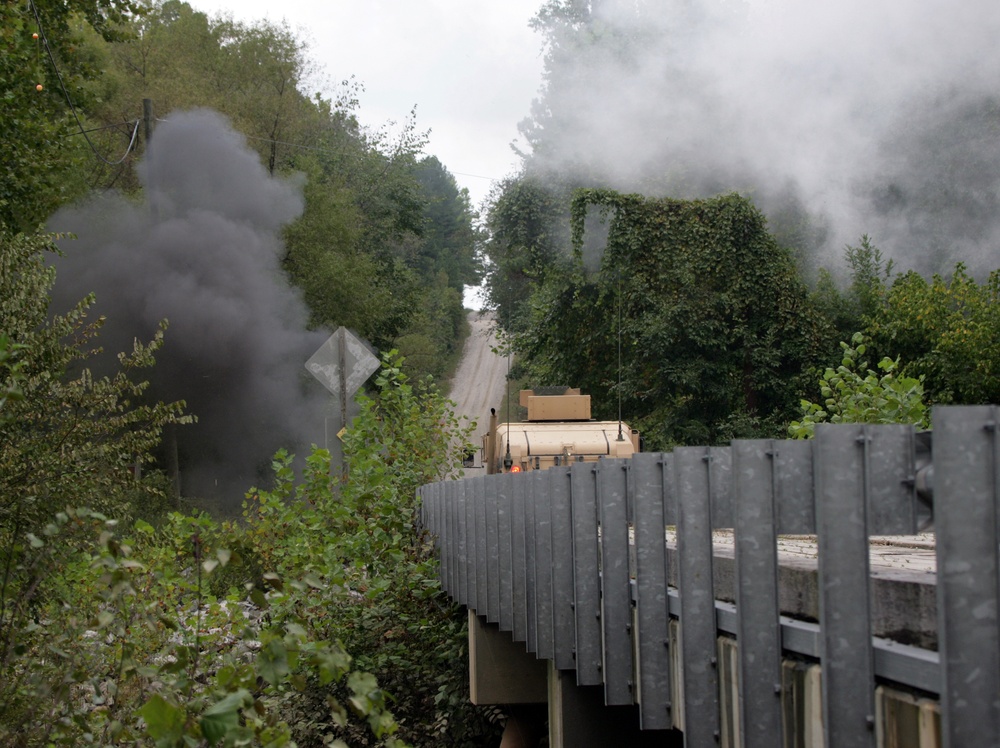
[49,110,328,502]
[522,0,1000,275]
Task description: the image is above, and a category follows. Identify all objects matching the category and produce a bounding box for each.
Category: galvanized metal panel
[525,473,538,653]
[933,405,1000,746]
[485,477,500,623]
[426,485,442,591]
[457,479,469,607]
[443,482,453,596]
[474,476,488,614]
[550,467,576,670]
[438,484,449,591]
[773,439,815,534]
[511,472,528,642]
[598,458,632,705]
[661,452,678,527]
[732,439,784,748]
[866,425,919,535]
[709,446,734,529]
[675,445,721,747]
[814,424,876,748]
[449,481,459,598]
[571,461,603,685]
[466,477,480,611]
[630,452,672,729]
[497,473,514,632]
[534,470,555,659]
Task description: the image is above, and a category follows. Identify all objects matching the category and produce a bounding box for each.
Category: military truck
[483,388,640,474]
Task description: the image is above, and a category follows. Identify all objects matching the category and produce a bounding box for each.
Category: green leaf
[258,637,289,686]
[200,690,250,744]
[140,694,185,743]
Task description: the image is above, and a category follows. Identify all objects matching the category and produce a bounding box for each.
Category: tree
[0,0,143,229]
[482,175,570,335]
[513,190,829,447]
[810,235,895,356]
[866,264,1000,405]
[411,156,481,292]
[0,230,188,533]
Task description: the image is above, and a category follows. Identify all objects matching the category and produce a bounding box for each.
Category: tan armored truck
[482,388,640,474]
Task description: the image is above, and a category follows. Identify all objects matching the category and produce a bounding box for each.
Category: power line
[65,120,139,138]
[160,118,502,184]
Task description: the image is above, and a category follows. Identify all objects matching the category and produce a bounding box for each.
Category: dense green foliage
[1,354,497,746]
[497,189,830,448]
[482,183,1000,444]
[0,0,143,230]
[0,228,188,533]
[1,4,488,744]
[5,0,476,385]
[866,265,1000,405]
[788,333,929,438]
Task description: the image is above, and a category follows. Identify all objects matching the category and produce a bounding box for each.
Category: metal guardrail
[418,406,1000,747]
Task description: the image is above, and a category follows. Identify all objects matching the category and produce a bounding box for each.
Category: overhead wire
[65,120,140,138]
[159,118,501,184]
[27,0,140,166]
[28,2,502,183]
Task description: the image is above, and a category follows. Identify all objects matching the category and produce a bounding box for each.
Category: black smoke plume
[49,109,329,504]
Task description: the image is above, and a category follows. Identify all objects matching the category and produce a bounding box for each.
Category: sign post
[305,327,379,478]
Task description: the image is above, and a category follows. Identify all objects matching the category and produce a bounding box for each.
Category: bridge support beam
[547,663,681,748]
[469,612,547,705]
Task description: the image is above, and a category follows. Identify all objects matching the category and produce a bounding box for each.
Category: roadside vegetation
[3,0,997,746]
[1,345,498,746]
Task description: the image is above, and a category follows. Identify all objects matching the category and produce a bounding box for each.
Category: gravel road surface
[447,311,507,467]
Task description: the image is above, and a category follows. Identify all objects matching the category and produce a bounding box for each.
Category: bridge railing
[418,406,1000,748]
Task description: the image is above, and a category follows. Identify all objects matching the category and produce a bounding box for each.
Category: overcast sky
[187,0,545,209]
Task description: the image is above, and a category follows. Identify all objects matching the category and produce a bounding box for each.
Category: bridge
[418,405,1000,747]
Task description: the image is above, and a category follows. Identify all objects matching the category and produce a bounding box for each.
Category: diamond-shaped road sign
[305,327,379,399]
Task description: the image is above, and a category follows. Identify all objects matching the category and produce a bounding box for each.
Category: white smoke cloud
[527,0,1000,275]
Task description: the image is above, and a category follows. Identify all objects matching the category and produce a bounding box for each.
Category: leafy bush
[788,333,928,438]
[0,350,498,747]
[0,229,190,533]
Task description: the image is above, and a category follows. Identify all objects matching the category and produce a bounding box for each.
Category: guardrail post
[934,405,1000,746]
[571,462,602,686]
[597,458,632,705]
[732,439,783,748]
[551,467,576,671]
[675,446,722,747]
[512,473,528,643]
[497,473,514,632]
[630,452,672,729]
[485,476,500,623]
[814,424,877,748]
[535,470,555,659]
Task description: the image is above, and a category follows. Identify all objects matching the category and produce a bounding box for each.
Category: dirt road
[447,311,507,466]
